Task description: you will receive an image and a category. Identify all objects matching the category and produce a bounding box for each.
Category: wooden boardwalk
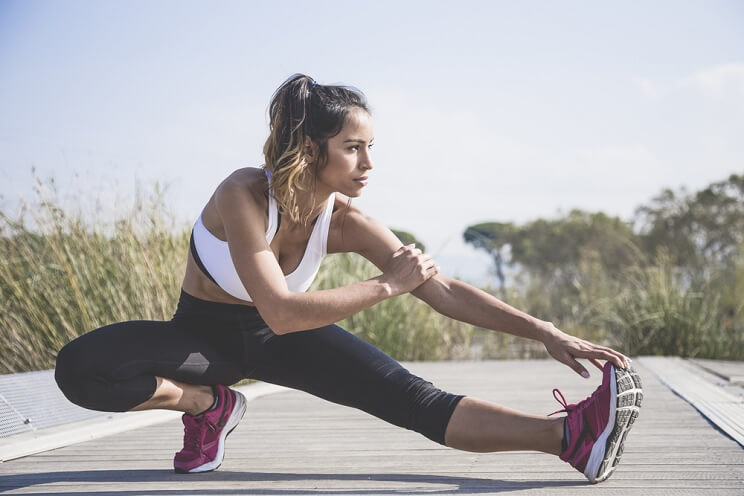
[1,358,743,495]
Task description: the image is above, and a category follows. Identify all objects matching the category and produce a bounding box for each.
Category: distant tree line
[462,173,744,359]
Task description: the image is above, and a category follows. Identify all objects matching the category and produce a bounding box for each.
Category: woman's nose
[361,152,373,170]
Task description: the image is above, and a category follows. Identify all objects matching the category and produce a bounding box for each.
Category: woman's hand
[539,321,632,378]
[382,244,439,296]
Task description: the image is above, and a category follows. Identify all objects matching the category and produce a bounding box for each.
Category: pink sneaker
[548,362,643,483]
[173,384,247,473]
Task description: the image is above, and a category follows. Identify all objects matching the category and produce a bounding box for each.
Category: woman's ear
[303,136,318,164]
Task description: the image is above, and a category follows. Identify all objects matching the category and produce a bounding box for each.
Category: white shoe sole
[585,365,643,483]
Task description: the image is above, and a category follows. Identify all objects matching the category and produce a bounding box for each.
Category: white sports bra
[190,168,335,302]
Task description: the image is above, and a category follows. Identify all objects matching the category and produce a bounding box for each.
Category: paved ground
[1,358,743,495]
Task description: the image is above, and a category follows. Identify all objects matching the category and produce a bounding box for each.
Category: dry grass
[0,177,475,373]
[2,175,740,374]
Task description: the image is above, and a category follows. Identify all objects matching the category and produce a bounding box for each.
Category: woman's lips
[353,176,368,186]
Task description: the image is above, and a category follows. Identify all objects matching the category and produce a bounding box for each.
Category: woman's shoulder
[216,166,268,199]
[327,194,374,254]
[201,167,270,239]
[330,192,364,226]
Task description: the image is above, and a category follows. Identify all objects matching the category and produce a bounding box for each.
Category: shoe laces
[547,388,572,416]
[549,387,601,453]
[547,386,600,417]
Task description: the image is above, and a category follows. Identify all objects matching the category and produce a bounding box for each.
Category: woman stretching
[54,73,642,484]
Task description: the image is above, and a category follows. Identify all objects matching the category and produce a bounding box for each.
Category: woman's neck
[290,182,333,226]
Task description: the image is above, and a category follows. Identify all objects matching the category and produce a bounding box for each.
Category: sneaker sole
[175,389,248,474]
[590,364,643,483]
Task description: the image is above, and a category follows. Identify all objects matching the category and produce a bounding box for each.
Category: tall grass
[606,251,742,359]
[0,180,189,373]
[491,247,744,360]
[2,175,740,373]
[0,177,475,374]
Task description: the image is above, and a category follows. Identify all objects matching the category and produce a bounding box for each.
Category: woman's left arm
[411,275,632,378]
[340,206,631,379]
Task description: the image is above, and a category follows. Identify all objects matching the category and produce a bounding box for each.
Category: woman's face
[314,108,375,198]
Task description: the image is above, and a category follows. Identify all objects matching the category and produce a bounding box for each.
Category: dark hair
[262,73,371,226]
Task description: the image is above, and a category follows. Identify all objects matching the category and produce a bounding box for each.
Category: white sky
[1,0,742,286]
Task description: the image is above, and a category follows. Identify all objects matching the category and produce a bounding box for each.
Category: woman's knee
[254,323,465,445]
[400,373,466,446]
[54,335,95,408]
[55,334,151,412]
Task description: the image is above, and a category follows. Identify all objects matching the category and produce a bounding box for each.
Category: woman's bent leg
[54,319,245,413]
[128,376,216,415]
[244,323,466,446]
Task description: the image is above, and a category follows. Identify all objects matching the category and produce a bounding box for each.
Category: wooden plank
[689,358,744,385]
[639,356,744,448]
[0,381,289,462]
[0,359,742,494]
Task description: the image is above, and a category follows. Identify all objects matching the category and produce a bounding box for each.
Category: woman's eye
[350,144,374,151]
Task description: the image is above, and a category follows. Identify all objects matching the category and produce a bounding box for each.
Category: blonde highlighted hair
[262,73,370,226]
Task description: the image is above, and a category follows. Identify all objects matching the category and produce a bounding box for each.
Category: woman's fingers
[595,345,631,369]
[422,258,440,277]
[411,249,437,274]
[401,244,422,255]
[589,357,604,371]
[564,355,591,378]
[607,348,630,368]
[574,344,629,370]
[408,246,439,280]
[396,244,422,257]
[544,326,633,377]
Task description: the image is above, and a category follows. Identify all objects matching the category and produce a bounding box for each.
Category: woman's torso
[181,167,348,306]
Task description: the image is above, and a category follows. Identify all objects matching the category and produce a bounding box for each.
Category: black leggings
[54,289,466,446]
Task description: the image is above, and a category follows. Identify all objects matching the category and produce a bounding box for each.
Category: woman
[55,73,642,483]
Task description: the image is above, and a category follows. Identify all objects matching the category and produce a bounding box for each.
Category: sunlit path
[1,359,743,495]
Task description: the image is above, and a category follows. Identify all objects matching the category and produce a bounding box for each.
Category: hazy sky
[1,0,742,286]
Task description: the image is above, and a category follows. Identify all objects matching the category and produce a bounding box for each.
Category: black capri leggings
[54,289,466,446]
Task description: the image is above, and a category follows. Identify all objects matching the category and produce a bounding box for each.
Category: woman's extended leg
[244,322,565,453]
[449,363,643,484]
[443,396,564,454]
[244,322,465,446]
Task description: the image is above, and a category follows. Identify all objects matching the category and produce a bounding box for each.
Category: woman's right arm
[216,179,437,334]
